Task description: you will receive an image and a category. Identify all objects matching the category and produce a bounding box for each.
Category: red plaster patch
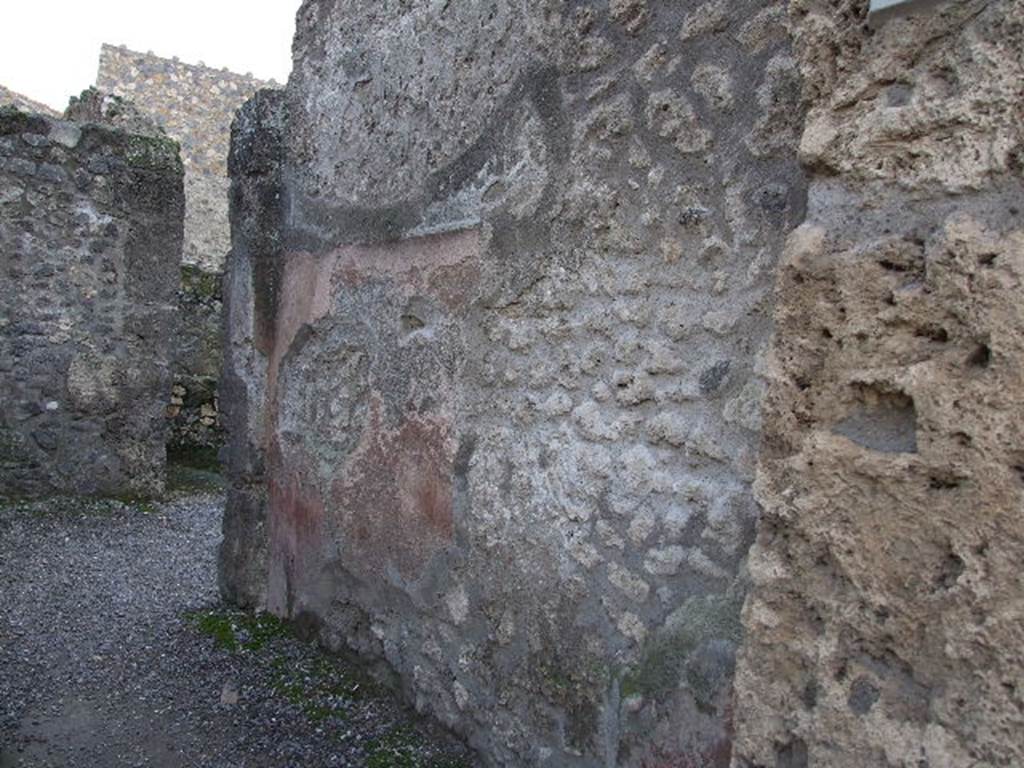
[266,251,336,410]
[261,228,479,596]
[330,396,455,583]
[266,442,326,617]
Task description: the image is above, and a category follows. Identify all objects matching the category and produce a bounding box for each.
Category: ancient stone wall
[730,1,1024,766]
[221,1,805,765]
[167,264,224,457]
[96,44,273,272]
[96,45,274,458]
[0,85,59,119]
[0,106,184,498]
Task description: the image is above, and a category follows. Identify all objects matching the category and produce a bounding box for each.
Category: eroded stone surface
[97,44,274,273]
[731,1,1024,766]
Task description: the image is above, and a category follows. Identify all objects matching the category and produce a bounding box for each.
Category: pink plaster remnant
[265,227,481,438]
[333,227,482,311]
[330,395,456,583]
[266,444,326,617]
[262,227,480,597]
[266,250,337,411]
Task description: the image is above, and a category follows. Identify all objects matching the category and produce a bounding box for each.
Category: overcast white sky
[1,1,301,111]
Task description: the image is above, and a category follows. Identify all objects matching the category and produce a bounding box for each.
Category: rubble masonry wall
[0,106,184,498]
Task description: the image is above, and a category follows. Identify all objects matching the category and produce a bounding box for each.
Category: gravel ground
[0,470,475,768]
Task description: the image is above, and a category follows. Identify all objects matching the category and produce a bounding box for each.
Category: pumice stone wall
[222,1,805,764]
[731,1,1024,766]
[220,0,1024,766]
[0,105,184,498]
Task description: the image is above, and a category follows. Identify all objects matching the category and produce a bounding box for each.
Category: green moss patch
[180,265,223,300]
[269,653,382,722]
[167,444,221,471]
[188,607,381,708]
[106,494,158,513]
[188,608,289,652]
[186,607,471,763]
[0,493,158,516]
[125,133,182,173]
[620,593,743,705]
[533,651,609,753]
[0,105,45,136]
[166,461,224,495]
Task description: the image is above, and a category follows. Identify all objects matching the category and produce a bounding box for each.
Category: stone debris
[220,680,240,706]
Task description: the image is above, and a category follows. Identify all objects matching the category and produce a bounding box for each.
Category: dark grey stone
[848,676,881,715]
